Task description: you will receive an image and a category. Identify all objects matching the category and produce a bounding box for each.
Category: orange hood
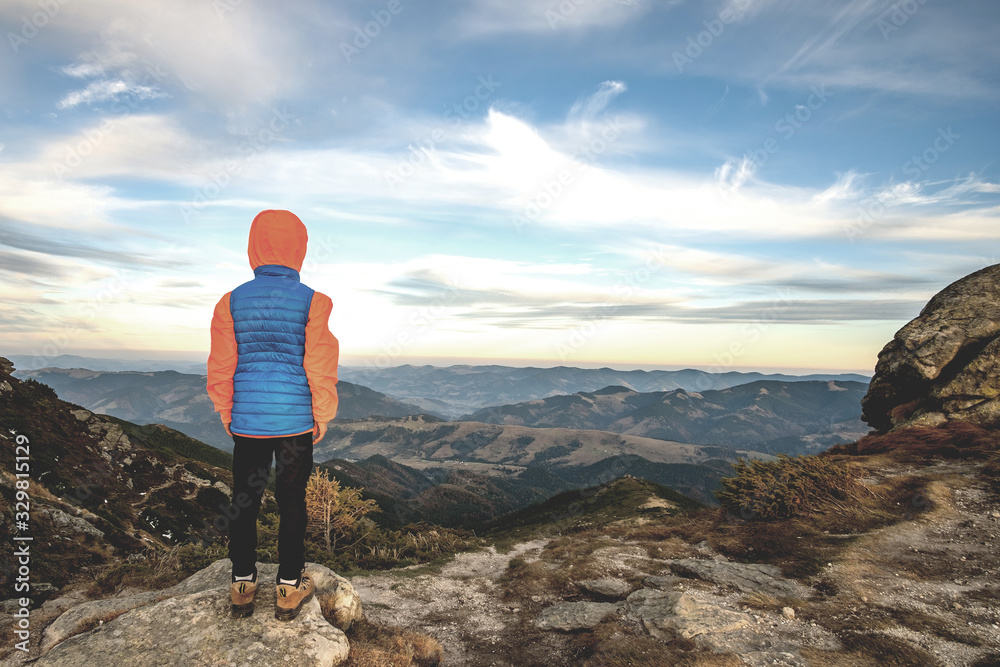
[248,210,308,272]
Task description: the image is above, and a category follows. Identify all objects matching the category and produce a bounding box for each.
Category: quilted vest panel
[229,264,315,436]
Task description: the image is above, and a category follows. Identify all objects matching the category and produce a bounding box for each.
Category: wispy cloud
[57,79,167,109]
[0,217,180,269]
[3,0,311,109]
[455,0,655,35]
[569,80,628,124]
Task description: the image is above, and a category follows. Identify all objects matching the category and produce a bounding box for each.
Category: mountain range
[314,414,762,505]
[5,353,208,375]
[10,365,870,504]
[464,380,870,455]
[337,364,870,417]
[11,367,423,452]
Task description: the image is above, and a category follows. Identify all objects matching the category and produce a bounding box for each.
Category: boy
[207,209,339,621]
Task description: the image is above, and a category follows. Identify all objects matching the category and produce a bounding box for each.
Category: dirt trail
[814,461,1000,666]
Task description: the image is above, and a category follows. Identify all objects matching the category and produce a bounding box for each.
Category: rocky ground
[350,539,565,666]
[351,459,1000,666]
[6,456,998,666]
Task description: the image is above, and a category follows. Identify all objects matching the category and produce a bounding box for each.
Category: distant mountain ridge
[315,415,768,505]
[12,367,425,452]
[338,364,871,418]
[316,454,580,528]
[464,380,870,455]
[6,353,208,375]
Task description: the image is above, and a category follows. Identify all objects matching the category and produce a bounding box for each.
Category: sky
[0,0,998,374]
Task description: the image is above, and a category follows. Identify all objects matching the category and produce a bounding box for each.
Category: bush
[716,454,872,521]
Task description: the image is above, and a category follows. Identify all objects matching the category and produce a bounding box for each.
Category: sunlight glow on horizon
[0,1,997,373]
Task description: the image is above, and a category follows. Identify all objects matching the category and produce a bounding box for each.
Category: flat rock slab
[626,588,751,640]
[40,559,359,665]
[668,558,809,599]
[534,601,621,631]
[34,587,348,667]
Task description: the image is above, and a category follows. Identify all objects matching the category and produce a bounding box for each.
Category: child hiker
[207,209,339,621]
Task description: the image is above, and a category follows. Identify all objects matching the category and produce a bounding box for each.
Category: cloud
[157,279,203,289]
[714,156,757,193]
[0,217,179,269]
[2,0,311,109]
[568,80,628,124]
[57,79,167,109]
[687,298,925,324]
[676,1,1000,99]
[813,171,864,203]
[345,251,933,332]
[774,0,883,79]
[0,248,69,278]
[455,0,654,35]
[87,102,989,244]
[33,114,215,183]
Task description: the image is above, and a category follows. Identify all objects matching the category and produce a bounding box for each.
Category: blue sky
[1,0,998,373]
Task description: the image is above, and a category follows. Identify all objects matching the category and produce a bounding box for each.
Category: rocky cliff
[862,264,1000,433]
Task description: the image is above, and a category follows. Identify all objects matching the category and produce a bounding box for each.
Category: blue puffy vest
[229,264,315,437]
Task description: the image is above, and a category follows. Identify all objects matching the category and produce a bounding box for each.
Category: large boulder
[862,264,1000,433]
[37,559,360,666]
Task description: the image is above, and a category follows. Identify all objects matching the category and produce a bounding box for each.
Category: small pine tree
[305,468,380,552]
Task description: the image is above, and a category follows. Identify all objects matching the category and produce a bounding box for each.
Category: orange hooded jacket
[206,210,339,437]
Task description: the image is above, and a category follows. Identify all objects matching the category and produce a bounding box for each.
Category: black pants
[228,432,313,582]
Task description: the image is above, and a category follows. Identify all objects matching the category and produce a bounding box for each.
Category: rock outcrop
[577,577,632,599]
[668,558,811,599]
[36,559,361,667]
[862,264,1000,433]
[626,589,752,640]
[534,601,621,631]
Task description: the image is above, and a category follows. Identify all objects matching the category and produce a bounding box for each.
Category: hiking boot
[275,573,314,622]
[230,571,258,618]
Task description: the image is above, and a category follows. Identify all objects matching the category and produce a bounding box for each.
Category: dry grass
[829,421,1000,461]
[347,618,444,667]
[499,556,572,600]
[72,609,131,637]
[635,536,699,561]
[835,632,940,666]
[716,454,878,521]
[740,591,804,613]
[981,451,1000,491]
[531,454,938,583]
[84,542,226,598]
[575,621,742,667]
[804,628,951,665]
[499,531,662,601]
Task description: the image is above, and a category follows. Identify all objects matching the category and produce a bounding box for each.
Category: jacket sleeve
[207,292,237,423]
[304,291,340,423]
